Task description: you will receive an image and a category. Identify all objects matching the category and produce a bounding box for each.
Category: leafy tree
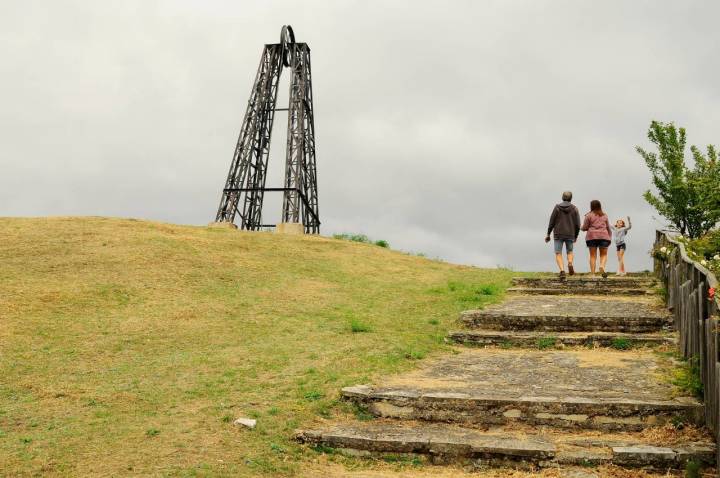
[690,144,720,231]
[637,121,720,238]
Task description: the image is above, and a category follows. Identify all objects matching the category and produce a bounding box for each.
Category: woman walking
[581,200,612,278]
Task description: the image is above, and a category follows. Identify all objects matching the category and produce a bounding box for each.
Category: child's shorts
[554,238,573,254]
[617,243,626,251]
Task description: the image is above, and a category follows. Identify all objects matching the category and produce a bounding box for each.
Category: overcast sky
[1,1,718,271]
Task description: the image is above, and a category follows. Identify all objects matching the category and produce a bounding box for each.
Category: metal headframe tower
[215,25,320,234]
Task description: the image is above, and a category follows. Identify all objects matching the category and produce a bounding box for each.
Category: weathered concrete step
[447,330,676,348]
[296,421,715,469]
[342,385,702,432]
[512,277,658,289]
[508,286,650,296]
[460,312,672,333]
[461,296,672,332]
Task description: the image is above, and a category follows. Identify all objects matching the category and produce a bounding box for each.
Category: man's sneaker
[568,263,575,276]
[600,267,608,279]
[559,270,566,280]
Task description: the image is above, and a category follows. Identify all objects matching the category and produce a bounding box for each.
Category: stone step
[340,348,702,433]
[460,296,673,332]
[342,385,702,432]
[296,421,715,469]
[512,276,658,290]
[508,286,650,296]
[447,330,677,348]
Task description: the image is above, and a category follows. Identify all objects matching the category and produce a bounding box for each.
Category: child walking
[612,216,631,276]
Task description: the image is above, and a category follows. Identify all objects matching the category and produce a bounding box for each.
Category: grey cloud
[1,0,719,272]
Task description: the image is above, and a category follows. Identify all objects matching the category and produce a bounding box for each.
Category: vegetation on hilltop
[0,217,519,476]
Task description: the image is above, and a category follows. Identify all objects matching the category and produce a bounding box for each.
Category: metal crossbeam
[215,26,320,234]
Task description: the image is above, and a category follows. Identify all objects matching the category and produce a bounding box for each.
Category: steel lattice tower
[215,25,320,233]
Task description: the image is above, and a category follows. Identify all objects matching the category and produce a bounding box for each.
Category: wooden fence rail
[654,230,720,463]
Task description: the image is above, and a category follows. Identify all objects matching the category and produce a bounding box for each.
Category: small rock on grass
[234,417,257,429]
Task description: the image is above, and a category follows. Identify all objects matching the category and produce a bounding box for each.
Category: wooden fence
[655,230,720,462]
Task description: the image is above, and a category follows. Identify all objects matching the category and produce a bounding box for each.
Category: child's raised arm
[626,216,632,230]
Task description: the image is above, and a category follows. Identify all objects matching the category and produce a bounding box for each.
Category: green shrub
[333,233,390,249]
[690,230,720,256]
[686,230,720,275]
[333,233,370,243]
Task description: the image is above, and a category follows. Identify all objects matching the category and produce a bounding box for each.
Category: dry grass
[0,217,519,477]
[298,459,701,477]
[639,423,712,445]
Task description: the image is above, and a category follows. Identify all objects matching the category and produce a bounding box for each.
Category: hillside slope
[0,217,516,476]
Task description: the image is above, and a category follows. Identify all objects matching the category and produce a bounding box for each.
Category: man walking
[545,191,581,279]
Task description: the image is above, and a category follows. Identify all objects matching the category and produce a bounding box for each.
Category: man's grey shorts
[554,238,573,254]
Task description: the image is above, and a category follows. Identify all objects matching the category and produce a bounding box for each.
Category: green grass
[350,319,372,333]
[380,454,422,466]
[685,458,702,478]
[610,337,633,350]
[332,232,390,249]
[435,280,504,309]
[0,217,519,476]
[536,336,558,349]
[499,340,514,349]
[671,355,704,400]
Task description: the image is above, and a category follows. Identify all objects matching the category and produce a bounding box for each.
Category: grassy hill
[0,217,518,477]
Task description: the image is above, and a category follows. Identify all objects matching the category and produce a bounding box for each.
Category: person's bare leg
[589,247,598,275]
[599,247,609,278]
[617,249,625,274]
[567,251,575,274]
[555,253,564,272]
[600,247,609,271]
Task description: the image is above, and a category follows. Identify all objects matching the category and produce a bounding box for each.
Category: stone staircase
[296,274,715,474]
[508,275,658,296]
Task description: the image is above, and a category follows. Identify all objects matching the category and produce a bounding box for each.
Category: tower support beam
[215,26,320,234]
